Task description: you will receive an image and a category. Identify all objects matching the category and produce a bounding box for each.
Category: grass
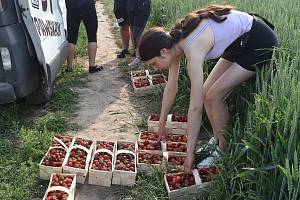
[0,23,88,199]
[123,0,300,199]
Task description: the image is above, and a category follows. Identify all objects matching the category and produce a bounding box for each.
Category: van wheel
[25,75,53,105]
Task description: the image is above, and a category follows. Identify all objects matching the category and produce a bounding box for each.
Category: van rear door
[17,0,67,85]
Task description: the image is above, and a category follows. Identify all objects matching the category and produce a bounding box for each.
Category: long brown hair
[139,4,234,61]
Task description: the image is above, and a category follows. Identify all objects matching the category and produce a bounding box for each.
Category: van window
[0,0,7,12]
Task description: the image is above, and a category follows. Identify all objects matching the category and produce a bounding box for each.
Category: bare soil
[71,1,155,199]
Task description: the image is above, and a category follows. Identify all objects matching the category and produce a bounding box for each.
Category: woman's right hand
[157,125,167,141]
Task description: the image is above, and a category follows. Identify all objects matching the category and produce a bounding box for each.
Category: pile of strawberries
[168,155,186,166]
[138,140,161,151]
[152,75,166,85]
[167,142,187,152]
[172,114,188,122]
[91,152,112,171]
[166,134,187,143]
[138,152,162,164]
[45,190,68,200]
[115,153,135,172]
[134,78,150,88]
[42,148,66,167]
[166,172,195,191]
[132,71,146,77]
[97,141,114,151]
[66,148,87,169]
[50,174,74,189]
[140,131,158,141]
[117,142,135,152]
[198,166,217,182]
[52,135,73,148]
[74,138,93,149]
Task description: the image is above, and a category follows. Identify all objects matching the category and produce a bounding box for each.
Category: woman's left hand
[183,153,195,173]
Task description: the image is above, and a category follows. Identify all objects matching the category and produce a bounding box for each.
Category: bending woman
[138,4,278,172]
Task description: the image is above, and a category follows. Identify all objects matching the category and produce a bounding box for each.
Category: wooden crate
[112,150,137,186]
[165,114,188,135]
[149,74,167,88]
[39,146,68,180]
[62,144,94,184]
[163,152,187,172]
[42,173,76,200]
[88,148,114,187]
[147,115,160,130]
[137,150,163,175]
[165,169,209,200]
[132,76,154,96]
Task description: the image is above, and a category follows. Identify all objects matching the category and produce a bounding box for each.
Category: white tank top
[183,10,253,60]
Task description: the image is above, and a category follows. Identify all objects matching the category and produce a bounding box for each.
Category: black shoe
[65,67,73,72]
[89,65,103,73]
[117,49,130,58]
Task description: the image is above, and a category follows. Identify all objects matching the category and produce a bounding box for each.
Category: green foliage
[0,65,86,199]
[127,0,300,199]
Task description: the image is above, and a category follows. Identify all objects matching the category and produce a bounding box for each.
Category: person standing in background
[127,0,151,68]
[114,0,131,58]
[65,0,103,73]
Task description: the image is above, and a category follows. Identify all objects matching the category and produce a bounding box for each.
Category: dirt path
[71,1,149,199]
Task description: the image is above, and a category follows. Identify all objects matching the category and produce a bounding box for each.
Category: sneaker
[128,57,144,68]
[196,137,218,153]
[196,150,220,168]
[89,65,103,73]
[117,49,130,58]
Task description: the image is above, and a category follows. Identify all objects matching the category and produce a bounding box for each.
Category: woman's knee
[204,87,223,104]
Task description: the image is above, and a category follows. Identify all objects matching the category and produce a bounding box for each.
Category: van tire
[25,75,53,105]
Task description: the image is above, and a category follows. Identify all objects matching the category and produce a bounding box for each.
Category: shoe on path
[89,65,103,73]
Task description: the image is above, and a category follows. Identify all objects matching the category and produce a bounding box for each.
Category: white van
[0,0,68,105]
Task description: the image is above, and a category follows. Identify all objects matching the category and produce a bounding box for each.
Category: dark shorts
[128,9,150,28]
[66,0,98,44]
[114,0,129,26]
[222,17,278,71]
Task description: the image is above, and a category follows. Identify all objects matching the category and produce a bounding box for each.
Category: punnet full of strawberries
[45,190,68,200]
[115,153,135,172]
[138,152,162,164]
[149,114,160,121]
[168,155,186,166]
[134,78,150,88]
[140,131,158,141]
[166,134,187,143]
[74,137,93,149]
[132,71,146,77]
[97,141,114,151]
[172,114,188,122]
[152,75,166,85]
[42,148,67,167]
[91,152,112,171]
[66,148,87,169]
[138,140,161,151]
[50,174,75,189]
[166,172,195,191]
[52,135,73,148]
[117,142,135,152]
[167,142,187,152]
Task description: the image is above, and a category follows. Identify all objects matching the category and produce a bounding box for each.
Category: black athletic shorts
[66,0,98,44]
[222,17,278,71]
[114,0,129,26]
